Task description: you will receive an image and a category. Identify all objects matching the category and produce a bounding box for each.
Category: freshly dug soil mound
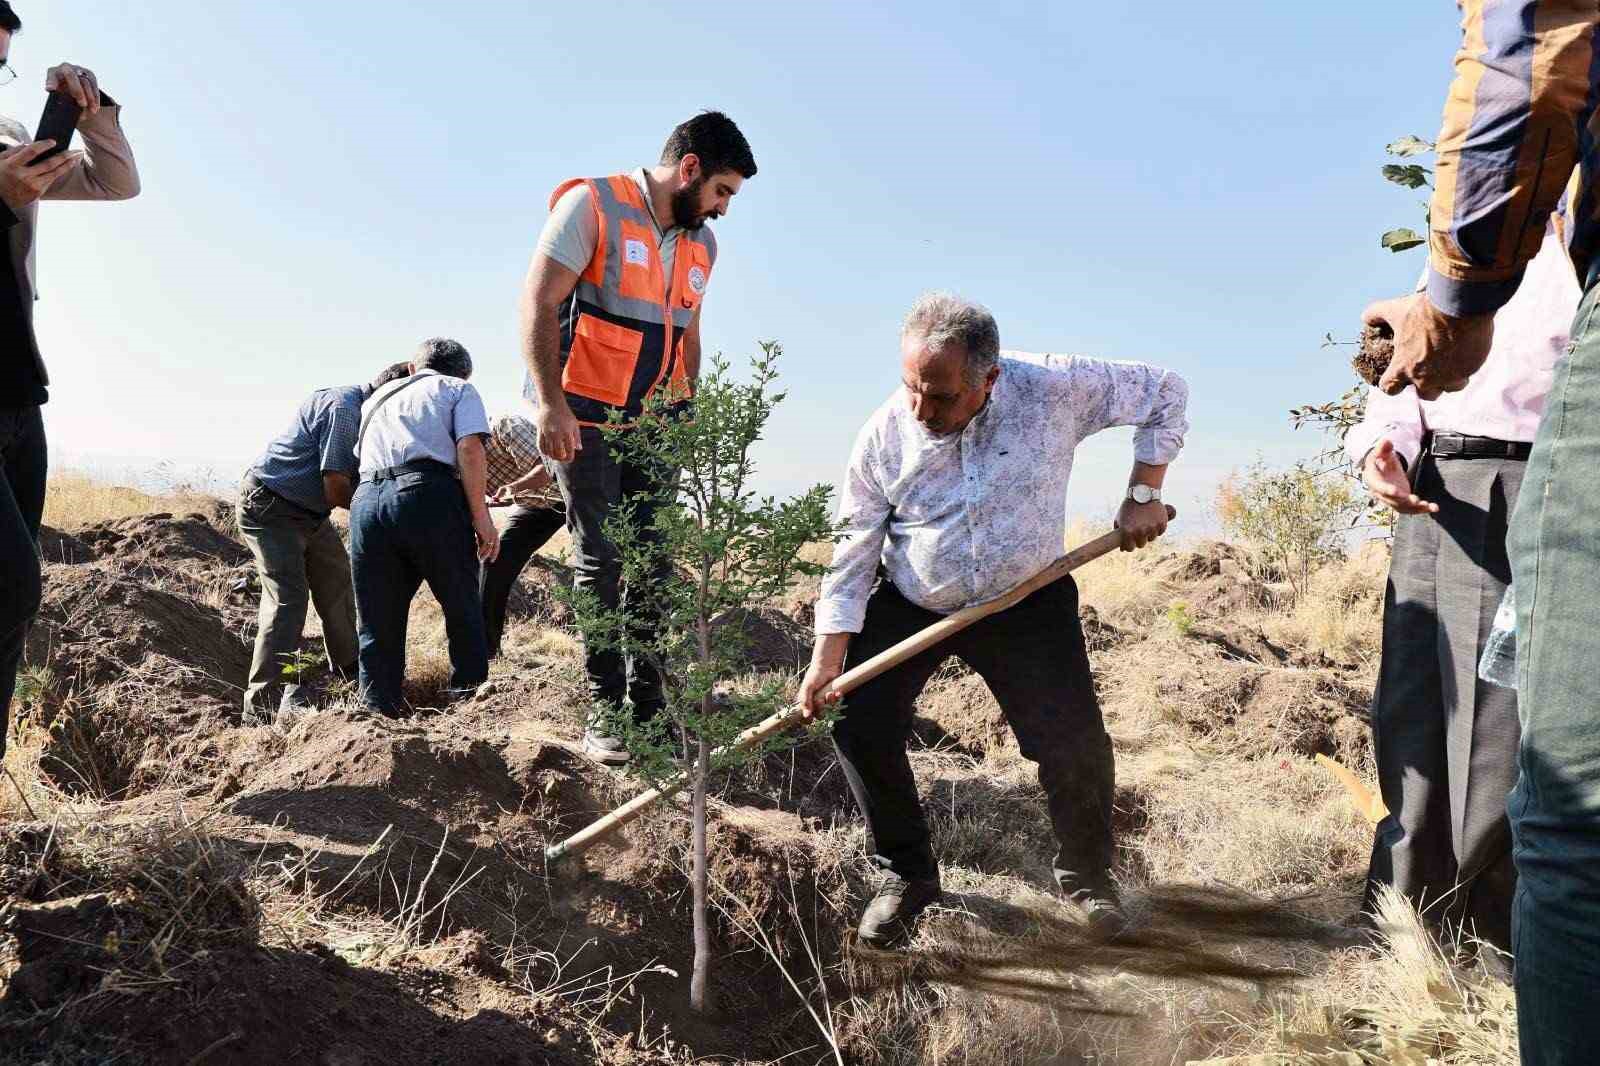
[24,563,250,704]
[75,509,251,569]
[35,524,94,564]
[914,665,1008,756]
[224,716,525,821]
[1148,542,1271,617]
[712,605,811,673]
[503,556,575,627]
[1352,323,1394,386]
[1238,671,1370,761]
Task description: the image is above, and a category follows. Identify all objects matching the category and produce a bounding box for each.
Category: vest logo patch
[625,239,650,267]
[688,265,708,296]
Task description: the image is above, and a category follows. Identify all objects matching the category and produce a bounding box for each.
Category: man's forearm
[1129,462,1167,490]
[811,631,852,669]
[45,101,140,202]
[457,438,491,522]
[519,287,567,409]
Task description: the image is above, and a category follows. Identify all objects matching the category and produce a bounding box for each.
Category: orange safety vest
[551,173,716,425]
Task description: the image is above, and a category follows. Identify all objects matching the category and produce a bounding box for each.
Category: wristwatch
[1126,484,1161,505]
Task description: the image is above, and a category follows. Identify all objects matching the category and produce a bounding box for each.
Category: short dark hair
[661,111,757,179]
[369,361,412,392]
[414,337,472,380]
[0,4,22,34]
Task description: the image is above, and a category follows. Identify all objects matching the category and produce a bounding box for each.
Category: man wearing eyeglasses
[0,0,140,769]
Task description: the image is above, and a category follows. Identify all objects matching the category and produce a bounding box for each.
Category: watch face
[1130,485,1155,504]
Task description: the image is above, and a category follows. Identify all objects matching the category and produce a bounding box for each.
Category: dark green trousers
[1508,280,1600,1065]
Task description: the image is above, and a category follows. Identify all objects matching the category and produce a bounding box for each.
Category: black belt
[1427,432,1532,461]
[360,457,458,484]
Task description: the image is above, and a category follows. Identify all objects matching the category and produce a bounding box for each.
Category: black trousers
[831,575,1115,893]
[546,425,673,718]
[478,503,565,658]
[0,405,46,759]
[1365,451,1524,951]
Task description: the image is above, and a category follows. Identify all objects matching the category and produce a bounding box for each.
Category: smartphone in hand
[34,90,81,161]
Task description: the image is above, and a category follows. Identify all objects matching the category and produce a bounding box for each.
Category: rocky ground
[0,502,1515,1065]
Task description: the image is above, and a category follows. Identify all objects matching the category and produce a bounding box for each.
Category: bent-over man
[800,293,1188,946]
[237,361,411,721]
[350,339,500,716]
[480,412,565,658]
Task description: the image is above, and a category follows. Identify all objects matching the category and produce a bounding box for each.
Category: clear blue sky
[22,1,1457,526]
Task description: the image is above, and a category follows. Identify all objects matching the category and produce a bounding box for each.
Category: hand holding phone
[0,141,79,212]
[33,91,81,162]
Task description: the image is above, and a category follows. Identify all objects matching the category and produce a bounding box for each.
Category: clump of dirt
[1352,323,1394,386]
[0,818,658,1066]
[1238,671,1371,762]
[0,820,259,1050]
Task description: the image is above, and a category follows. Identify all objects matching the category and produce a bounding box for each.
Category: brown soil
[74,510,251,569]
[1352,323,1395,386]
[711,605,811,673]
[5,504,1388,1065]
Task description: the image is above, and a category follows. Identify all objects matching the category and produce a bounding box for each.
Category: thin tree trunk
[689,733,713,1014]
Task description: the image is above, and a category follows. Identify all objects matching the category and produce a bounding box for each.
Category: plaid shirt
[1424,2,1596,317]
[486,413,545,493]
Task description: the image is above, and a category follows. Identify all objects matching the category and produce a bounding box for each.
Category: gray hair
[901,292,1000,382]
[414,337,473,380]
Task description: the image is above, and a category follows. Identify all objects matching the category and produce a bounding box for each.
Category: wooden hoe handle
[544,506,1177,863]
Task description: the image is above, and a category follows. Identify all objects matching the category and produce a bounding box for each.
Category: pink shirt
[1345,223,1582,470]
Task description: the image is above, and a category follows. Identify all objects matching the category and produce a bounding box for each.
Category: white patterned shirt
[815,352,1189,635]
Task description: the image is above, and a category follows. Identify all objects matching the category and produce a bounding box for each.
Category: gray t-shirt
[536,168,680,296]
[358,370,491,475]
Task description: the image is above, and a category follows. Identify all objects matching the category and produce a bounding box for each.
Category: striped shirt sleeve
[1426,1,1598,317]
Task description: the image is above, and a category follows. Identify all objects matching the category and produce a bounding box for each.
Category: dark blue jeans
[0,405,46,758]
[1508,279,1600,1064]
[349,469,487,714]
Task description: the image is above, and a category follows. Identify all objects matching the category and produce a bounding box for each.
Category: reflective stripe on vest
[551,174,716,425]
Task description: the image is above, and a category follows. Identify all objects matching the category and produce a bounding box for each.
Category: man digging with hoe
[800,293,1189,946]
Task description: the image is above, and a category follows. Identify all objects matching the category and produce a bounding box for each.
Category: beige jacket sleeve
[43,100,140,201]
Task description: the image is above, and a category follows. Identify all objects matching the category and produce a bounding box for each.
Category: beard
[671,177,711,230]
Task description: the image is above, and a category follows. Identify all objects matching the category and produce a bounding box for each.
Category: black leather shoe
[857,874,942,948]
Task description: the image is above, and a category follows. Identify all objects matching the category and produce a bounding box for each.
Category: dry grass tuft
[1132,753,1372,893]
[1230,887,1517,1065]
[42,470,216,529]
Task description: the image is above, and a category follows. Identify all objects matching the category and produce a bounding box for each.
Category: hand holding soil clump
[1352,323,1394,387]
